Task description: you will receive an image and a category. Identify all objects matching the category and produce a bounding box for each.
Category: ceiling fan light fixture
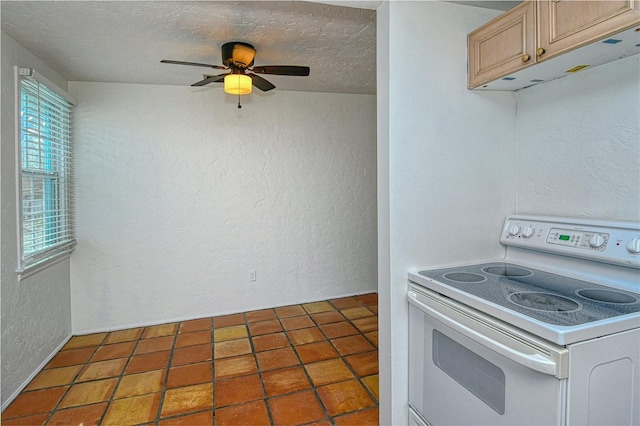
[224,74,252,95]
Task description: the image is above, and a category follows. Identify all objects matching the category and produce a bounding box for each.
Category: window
[17,68,76,277]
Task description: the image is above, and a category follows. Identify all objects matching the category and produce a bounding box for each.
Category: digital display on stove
[559,235,571,241]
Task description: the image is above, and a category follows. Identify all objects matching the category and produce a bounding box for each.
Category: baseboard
[1,334,72,412]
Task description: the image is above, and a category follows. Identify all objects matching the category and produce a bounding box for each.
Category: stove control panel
[547,228,609,251]
[501,215,640,268]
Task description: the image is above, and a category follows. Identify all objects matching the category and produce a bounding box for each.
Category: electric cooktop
[417,262,640,327]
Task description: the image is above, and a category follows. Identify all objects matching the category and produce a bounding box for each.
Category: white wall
[0,32,73,408]
[378,2,515,423]
[516,54,640,221]
[69,82,377,333]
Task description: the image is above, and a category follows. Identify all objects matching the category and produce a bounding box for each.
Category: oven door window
[433,329,505,414]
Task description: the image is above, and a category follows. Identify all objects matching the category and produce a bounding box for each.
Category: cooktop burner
[508,292,581,312]
[418,262,640,327]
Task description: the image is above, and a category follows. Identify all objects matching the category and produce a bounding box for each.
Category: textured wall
[378,2,513,423]
[1,32,72,408]
[69,82,377,333]
[516,55,640,221]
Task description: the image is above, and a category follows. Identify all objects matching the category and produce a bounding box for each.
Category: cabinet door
[468,1,536,89]
[538,0,640,61]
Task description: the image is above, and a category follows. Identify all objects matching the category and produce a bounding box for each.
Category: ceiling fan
[161,41,310,95]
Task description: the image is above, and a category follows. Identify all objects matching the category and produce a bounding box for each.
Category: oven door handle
[408,291,558,376]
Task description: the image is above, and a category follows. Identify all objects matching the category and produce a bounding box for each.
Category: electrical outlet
[249,269,257,282]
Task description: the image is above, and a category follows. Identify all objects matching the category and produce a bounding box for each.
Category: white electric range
[407,215,640,426]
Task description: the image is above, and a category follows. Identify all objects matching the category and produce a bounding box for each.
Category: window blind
[18,70,76,271]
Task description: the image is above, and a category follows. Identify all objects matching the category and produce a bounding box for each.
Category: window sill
[16,247,75,281]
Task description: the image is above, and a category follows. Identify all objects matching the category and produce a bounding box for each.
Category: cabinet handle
[521,54,531,62]
[536,47,546,56]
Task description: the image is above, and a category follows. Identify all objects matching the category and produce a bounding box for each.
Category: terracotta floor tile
[160,383,213,418]
[46,402,108,426]
[25,365,81,391]
[214,338,252,359]
[248,319,283,336]
[261,366,311,397]
[365,331,378,346]
[142,323,178,338]
[311,311,346,325]
[245,308,276,323]
[103,328,143,344]
[345,351,378,376]
[269,390,326,425]
[251,332,290,352]
[305,358,354,386]
[332,335,375,356]
[334,407,379,425]
[175,330,211,348]
[77,358,127,382]
[356,293,378,305]
[179,318,212,333]
[320,321,359,339]
[166,362,212,389]
[214,354,258,379]
[62,333,107,350]
[275,304,306,318]
[295,341,340,364]
[280,315,314,331]
[288,327,325,345]
[172,344,212,366]
[352,316,378,333]
[158,410,213,425]
[114,369,165,398]
[126,350,171,374]
[255,347,299,371]
[213,313,244,328]
[135,336,174,354]
[317,379,375,416]
[215,400,270,426]
[91,341,136,361]
[0,413,49,425]
[329,296,362,309]
[214,374,264,407]
[303,301,335,314]
[7,297,378,426]
[59,378,118,409]
[361,374,379,400]
[2,386,68,419]
[103,393,162,425]
[46,347,95,369]
[213,325,248,342]
[340,307,374,320]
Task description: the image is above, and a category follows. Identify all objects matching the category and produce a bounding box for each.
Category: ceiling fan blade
[247,73,276,92]
[191,74,227,87]
[161,60,227,70]
[251,65,310,76]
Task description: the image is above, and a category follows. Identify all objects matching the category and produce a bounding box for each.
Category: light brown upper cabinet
[468,1,537,89]
[538,1,639,61]
[468,0,640,90]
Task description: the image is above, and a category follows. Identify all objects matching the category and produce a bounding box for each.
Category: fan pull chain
[237,94,242,109]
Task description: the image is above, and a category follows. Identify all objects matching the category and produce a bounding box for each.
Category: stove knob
[589,234,605,249]
[522,226,535,238]
[627,238,640,254]
[508,225,521,236]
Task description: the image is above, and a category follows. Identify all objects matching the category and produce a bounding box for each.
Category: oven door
[408,284,568,426]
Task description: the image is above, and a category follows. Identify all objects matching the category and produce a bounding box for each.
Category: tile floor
[2,294,379,425]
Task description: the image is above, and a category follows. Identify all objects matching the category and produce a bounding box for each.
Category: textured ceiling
[1,1,377,95]
[1,1,518,96]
